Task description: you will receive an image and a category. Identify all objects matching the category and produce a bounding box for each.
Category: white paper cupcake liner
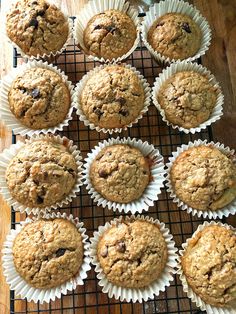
[0,60,75,136]
[141,0,212,64]
[166,139,236,219]
[83,137,166,214]
[0,134,83,215]
[2,212,91,304]
[74,63,151,134]
[3,0,73,60]
[177,221,236,314]
[74,0,140,63]
[90,214,178,302]
[152,61,224,134]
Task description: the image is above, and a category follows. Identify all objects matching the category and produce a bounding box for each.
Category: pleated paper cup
[2,212,91,304]
[177,221,236,314]
[74,63,151,134]
[0,60,75,136]
[90,214,178,302]
[4,0,73,61]
[141,0,212,64]
[74,0,140,63]
[0,134,83,215]
[166,139,236,219]
[83,137,166,214]
[152,61,224,134]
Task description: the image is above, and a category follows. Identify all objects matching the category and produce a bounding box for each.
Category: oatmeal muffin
[97,219,168,288]
[80,65,145,129]
[147,13,201,60]
[83,9,137,60]
[6,0,69,57]
[8,67,71,129]
[170,145,236,210]
[6,139,77,208]
[181,225,236,307]
[157,71,218,129]
[90,144,150,203]
[13,218,84,289]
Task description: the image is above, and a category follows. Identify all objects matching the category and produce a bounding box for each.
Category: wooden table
[0,0,235,313]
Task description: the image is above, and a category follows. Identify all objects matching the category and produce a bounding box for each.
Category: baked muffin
[97,219,168,288]
[147,13,201,60]
[170,145,236,210]
[13,218,84,289]
[6,0,69,57]
[8,67,71,129]
[83,9,137,60]
[80,65,145,129]
[90,144,150,203]
[5,139,77,208]
[181,225,236,307]
[157,71,218,129]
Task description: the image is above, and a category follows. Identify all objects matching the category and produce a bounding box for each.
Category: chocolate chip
[37,10,45,17]
[20,88,27,94]
[36,196,44,204]
[99,169,108,178]
[119,108,129,117]
[31,88,40,99]
[93,108,103,117]
[116,97,126,105]
[100,246,108,257]
[56,248,66,257]
[29,18,38,28]
[156,22,164,27]
[182,22,191,33]
[106,25,116,34]
[32,1,38,4]
[94,24,102,30]
[116,241,126,253]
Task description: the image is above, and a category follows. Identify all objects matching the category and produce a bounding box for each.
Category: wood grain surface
[0,0,235,313]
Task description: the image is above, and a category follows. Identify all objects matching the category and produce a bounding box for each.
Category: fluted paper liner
[166,139,236,219]
[0,134,83,215]
[74,0,140,63]
[2,212,91,304]
[83,137,165,214]
[90,214,178,302]
[0,60,75,136]
[141,0,212,64]
[152,61,224,134]
[74,63,151,134]
[177,221,236,314]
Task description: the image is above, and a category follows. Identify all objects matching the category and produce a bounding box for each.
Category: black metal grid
[9,37,214,314]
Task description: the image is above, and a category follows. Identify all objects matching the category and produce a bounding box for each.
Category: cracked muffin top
[90,144,151,203]
[157,71,218,129]
[6,0,69,57]
[170,145,236,211]
[147,13,202,60]
[97,219,168,288]
[83,9,137,60]
[8,68,71,130]
[80,65,145,129]
[181,225,236,307]
[6,139,77,208]
[13,218,84,289]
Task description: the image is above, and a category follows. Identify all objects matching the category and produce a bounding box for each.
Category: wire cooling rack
[9,36,214,314]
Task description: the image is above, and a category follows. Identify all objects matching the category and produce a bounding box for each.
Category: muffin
[97,219,168,288]
[8,67,71,129]
[80,65,145,129]
[157,71,218,129]
[170,145,236,210]
[13,218,84,289]
[181,224,236,308]
[147,13,201,60]
[90,144,151,203]
[6,0,69,57]
[5,139,77,208]
[83,9,137,60]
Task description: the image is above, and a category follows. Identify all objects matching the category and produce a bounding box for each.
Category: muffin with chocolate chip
[97,219,168,288]
[80,65,145,130]
[83,9,137,60]
[8,67,71,129]
[5,139,77,208]
[89,144,151,203]
[6,0,69,57]
[147,13,202,60]
[13,218,84,288]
